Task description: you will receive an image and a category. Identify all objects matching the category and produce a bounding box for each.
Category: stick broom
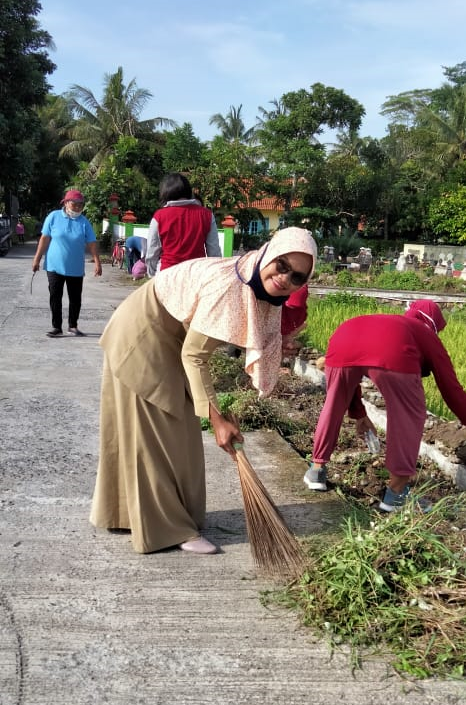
[234,442,304,578]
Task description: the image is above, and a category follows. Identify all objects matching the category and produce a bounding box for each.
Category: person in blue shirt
[124,234,147,274]
[32,189,102,337]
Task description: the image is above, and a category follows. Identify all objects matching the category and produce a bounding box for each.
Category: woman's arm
[181,328,243,456]
[87,241,102,276]
[32,235,51,272]
[140,235,147,259]
[146,218,162,276]
[205,214,221,257]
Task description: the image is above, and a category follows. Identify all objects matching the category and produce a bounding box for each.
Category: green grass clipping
[263,490,466,679]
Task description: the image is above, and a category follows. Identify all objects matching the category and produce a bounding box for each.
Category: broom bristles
[235,447,304,578]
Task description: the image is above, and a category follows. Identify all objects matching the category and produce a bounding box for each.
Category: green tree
[191,136,266,218]
[24,94,76,217]
[381,64,466,179]
[209,104,256,144]
[72,135,163,226]
[379,63,466,240]
[420,84,466,170]
[61,66,175,169]
[162,123,206,173]
[256,98,287,125]
[0,0,55,208]
[257,83,365,217]
[427,185,466,243]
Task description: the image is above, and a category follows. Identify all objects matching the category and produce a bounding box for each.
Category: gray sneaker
[303,464,328,491]
[378,486,432,513]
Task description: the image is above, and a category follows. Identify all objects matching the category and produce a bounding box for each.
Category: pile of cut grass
[264,491,466,679]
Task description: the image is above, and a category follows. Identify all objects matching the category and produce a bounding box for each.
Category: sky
[38,0,466,143]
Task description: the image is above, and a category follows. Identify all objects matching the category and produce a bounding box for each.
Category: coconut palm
[255,98,287,126]
[209,104,256,144]
[60,66,175,169]
[418,84,466,169]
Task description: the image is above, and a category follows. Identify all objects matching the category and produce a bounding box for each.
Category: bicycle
[111,239,126,269]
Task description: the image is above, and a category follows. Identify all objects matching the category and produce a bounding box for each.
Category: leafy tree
[256,83,365,217]
[304,135,387,235]
[427,185,466,243]
[256,98,287,125]
[286,205,337,234]
[382,64,466,178]
[162,123,206,173]
[0,0,55,208]
[191,136,266,220]
[72,135,163,226]
[379,63,466,240]
[420,84,466,170]
[442,61,466,87]
[23,94,76,217]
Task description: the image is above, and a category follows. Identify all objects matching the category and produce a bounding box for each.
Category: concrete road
[1,242,465,704]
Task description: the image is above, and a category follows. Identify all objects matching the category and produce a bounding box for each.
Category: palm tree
[60,66,176,168]
[330,130,365,158]
[255,97,286,126]
[418,84,466,169]
[209,104,256,143]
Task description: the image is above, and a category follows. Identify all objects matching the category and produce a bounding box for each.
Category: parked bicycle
[111,239,126,269]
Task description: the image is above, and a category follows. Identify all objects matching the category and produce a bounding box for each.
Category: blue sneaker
[303,463,328,491]
[378,486,432,513]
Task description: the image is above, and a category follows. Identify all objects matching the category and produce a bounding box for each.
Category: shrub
[374,270,424,290]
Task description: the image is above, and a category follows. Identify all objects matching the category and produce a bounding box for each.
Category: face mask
[65,204,83,219]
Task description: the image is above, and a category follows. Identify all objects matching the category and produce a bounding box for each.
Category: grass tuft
[263,490,466,679]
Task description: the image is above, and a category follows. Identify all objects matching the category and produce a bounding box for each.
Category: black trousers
[47,271,83,330]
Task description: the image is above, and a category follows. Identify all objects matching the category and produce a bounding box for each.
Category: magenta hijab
[405,299,447,334]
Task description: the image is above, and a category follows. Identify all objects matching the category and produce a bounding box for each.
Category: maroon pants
[313,367,426,478]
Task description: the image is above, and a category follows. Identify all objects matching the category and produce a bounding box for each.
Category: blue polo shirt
[42,208,96,277]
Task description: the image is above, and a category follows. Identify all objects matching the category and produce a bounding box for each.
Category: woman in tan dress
[89,227,317,554]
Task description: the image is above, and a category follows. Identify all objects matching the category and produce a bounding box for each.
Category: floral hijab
[154,227,317,396]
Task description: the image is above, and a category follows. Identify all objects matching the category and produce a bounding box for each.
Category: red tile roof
[248,196,300,210]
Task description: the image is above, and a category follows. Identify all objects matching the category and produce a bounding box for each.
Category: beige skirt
[89,354,206,554]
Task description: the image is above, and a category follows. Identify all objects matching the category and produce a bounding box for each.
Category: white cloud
[37,0,466,141]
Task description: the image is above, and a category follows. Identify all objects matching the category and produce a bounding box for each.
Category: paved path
[1,242,465,704]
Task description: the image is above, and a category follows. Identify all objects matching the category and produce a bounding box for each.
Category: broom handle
[228,412,244,456]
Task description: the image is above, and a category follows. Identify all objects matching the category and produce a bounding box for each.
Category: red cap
[61,189,85,203]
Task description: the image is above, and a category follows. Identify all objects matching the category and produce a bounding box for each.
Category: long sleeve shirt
[325,313,466,424]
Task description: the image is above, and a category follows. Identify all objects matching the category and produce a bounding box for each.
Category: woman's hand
[209,405,244,459]
[282,334,302,356]
[355,415,377,439]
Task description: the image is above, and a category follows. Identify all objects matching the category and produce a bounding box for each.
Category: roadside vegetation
[205,345,466,680]
[320,263,466,296]
[202,288,466,681]
[262,493,466,680]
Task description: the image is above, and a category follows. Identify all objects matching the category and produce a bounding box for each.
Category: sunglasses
[274,257,309,286]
